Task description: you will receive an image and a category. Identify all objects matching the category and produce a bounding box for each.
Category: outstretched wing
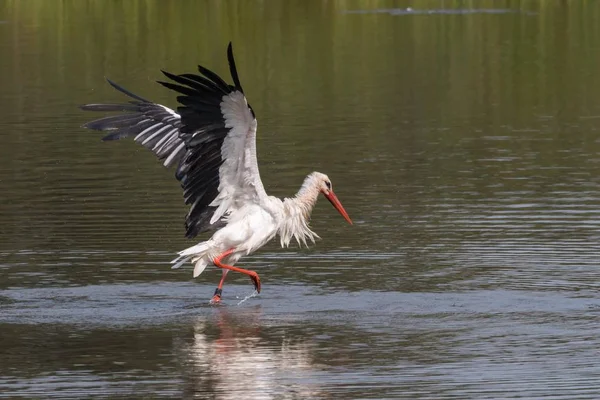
[80,79,185,168]
[81,43,268,238]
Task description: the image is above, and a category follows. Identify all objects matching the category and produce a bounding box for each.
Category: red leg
[212,248,261,294]
[210,270,229,304]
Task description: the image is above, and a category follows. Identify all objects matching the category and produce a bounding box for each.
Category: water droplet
[237,290,258,305]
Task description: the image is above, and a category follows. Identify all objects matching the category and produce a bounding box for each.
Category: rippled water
[2,1,600,398]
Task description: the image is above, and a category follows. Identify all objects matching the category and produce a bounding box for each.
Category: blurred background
[1,1,600,398]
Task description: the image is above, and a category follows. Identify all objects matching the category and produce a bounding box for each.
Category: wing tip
[160,69,177,80]
[102,77,152,103]
[227,41,244,93]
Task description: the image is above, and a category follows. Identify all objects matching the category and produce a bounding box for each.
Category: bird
[80,43,353,303]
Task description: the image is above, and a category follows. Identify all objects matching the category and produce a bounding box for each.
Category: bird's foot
[248,271,261,293]
[210,288,222,304]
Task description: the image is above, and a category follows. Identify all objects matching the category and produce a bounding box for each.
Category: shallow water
[2,1,600,398]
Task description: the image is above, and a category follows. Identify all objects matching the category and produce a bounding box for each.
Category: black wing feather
[227,42,244,93]
[80,42,251,238]
[106,78,151,103]
[196,65,231,94]
[162,70,229,96]
[83,114,147,130]
[80,79,185,167]
[81,103,141,112]
[180,73,229,95]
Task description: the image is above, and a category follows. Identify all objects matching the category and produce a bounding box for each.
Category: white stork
[80,43,352,303]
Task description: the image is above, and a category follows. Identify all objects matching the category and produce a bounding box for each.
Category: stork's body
[80,43,352,302]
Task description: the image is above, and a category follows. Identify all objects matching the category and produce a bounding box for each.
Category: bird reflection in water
[175,306,325,399]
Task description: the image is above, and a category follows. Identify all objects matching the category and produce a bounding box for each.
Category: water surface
[1,1,600,398]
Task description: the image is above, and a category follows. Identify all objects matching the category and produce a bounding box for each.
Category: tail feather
[170,241,213,277]
[177,242,211,257]
[170,255,190,270]
[193,259,208,277]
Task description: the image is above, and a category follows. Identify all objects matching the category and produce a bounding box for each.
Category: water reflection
[177,307,322,399]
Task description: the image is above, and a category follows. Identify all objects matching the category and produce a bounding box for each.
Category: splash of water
[236,290,258,306]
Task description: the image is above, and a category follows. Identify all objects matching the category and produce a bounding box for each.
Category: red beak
[324,190,353,225]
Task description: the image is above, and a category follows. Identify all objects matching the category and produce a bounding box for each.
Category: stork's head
[312,172,353,225]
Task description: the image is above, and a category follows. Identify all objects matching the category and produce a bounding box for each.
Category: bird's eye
[325,181,331,189]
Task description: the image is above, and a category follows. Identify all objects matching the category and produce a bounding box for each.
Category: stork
[80,43,352,303]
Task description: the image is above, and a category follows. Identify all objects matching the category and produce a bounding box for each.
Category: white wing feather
[209,91,268,224]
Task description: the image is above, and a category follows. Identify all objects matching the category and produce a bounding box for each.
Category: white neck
[278,174,322,248]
